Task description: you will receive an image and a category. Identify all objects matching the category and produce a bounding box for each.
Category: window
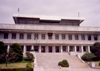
[34,34,38,39]
[62,34,66,39]
[4,33,8,39]
[48,33,53,39]
[94,35,98,41]
[62,46,66,51]
[88,35,91,40]
[75,34,78,40]
[27,33,31,39]
[68,34,72,40]
[55,34,59,39]
[20,33,24,39]
[81,34,85,40]
[12,33,16,39]
[41,34,45,39]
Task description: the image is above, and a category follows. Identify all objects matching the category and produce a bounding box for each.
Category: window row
[0,33,99,41]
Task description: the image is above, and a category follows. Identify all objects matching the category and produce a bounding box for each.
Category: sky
[0,0,100,27]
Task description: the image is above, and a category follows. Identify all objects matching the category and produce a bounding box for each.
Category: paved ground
[35,53,100,71]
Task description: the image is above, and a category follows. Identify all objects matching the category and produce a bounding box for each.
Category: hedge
[0,68,33,71]
[81,53,96,61]
[58,60,69,67]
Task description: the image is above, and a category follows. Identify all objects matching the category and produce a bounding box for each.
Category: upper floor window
[34,34,38,40]
[75,34,78,40]
[62,34,66,39]
[41,34,45,39]
[55,34,59,39]
[81,34,85,40]
[88,35,91,40]
[68,34,72,40]
[20,33,24,39]
[12,33,16,39]
[27,33,31,39]
[94,34,98,41]
[4,33,8,39]
[48,33,53,39]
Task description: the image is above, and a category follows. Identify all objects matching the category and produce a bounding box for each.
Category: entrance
[49,46,52,52]
[34,46,39,52]
[56,46,59,52]
[41,46,45,52]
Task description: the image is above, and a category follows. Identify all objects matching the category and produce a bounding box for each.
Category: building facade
[0,14,100,56]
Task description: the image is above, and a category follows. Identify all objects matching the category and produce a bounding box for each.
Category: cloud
[0,0,100,27]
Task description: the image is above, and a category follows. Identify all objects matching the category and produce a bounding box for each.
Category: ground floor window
[34,46,39,52]
[41,46,45,52]
[49,46,52,52]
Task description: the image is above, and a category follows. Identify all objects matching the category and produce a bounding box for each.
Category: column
[24,33,27,40]
[60,45,63,53]
[72,34,75,40]
[16,33,19,39]
[7,45,10,53]
[23,45,26,55]
[67,45,69,52]
[53,46,55,53]
[31,45,34,50]
[9,33,12,39]
[85,34,88,41]
[39,45,41,53]
[91,35,94,41]
[74,45,77,52]
[81,45,83,53]
[88,45,91,53]
[46,46,48,53]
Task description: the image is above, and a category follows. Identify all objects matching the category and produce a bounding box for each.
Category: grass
[95,62,100,68]
[0,62,34,69]
[0,57,34,69]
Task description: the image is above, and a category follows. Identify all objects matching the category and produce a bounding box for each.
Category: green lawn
[0,62,34,69]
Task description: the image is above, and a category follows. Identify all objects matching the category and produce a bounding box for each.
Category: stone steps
[36,53,90,71]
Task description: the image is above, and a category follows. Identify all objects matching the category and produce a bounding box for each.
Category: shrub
[9,43,23,62]
[0,68,33,71]
[26,52,34,62]
[81,53,96,61]
[58,60,69,67]
[31,49,34,51]
[26,63,32,68]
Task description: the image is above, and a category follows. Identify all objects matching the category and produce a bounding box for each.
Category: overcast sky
[0,0,100,27]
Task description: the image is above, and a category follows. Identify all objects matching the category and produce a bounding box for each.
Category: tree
[0,41,7,63]
[91,42,100,60]
[0,52,17,67]
[9,43,23,62]
[0,41,7,54]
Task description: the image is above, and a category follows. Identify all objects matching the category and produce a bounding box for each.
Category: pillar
[81,45,83,53]
[39,45,41,53]
[60,45,63,53]
[74,45,77,52]
[7,45,10,53]
[46,46,48,53]
[68,45,69,52]
[23,45,26,54]
[53,46,55,53]
[31,45,34,50]
[88,45,91,53]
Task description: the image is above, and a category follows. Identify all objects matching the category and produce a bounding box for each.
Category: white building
[0,14,100,56]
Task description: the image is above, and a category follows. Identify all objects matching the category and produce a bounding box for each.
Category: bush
[26,63,32,68]
[58,60,69,67]
[0,68,33,71]
[81,53,96,61]
[9,43,23,62]
[26,52,34,62]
